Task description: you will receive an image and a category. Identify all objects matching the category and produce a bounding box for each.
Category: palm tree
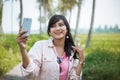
[38,5,42,35]
[19,0,23,26]
[85,0,96,48]
[37,0,54,15]
[58,0,78,16]
[37,0,54,35]
[73,0,82,41]
[0,0,3,34]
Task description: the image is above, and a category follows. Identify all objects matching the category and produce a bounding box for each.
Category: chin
[54,36,65,40]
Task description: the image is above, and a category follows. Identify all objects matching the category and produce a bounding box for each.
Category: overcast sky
[2,0,120,33]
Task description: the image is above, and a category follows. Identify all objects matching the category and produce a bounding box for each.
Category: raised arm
[73,46,85,76]
[16,26,30,68]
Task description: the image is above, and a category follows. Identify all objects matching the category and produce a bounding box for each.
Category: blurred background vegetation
[0,0,120,80]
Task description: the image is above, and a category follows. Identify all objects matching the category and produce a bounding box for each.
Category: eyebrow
[57,20,64,24]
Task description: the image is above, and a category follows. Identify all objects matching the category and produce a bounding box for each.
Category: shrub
[83,48,120,80]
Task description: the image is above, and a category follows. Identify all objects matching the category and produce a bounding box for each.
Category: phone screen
[22,18,32,36]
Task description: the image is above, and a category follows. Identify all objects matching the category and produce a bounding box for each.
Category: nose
[55,26,60,30]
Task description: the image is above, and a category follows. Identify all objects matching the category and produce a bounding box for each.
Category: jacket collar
[47,37,75,59]
[48,37,54,48]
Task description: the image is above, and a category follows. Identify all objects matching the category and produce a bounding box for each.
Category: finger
[19,36,28,41]
[72,47,78,52]
[18,38,28,44]
[21,35,28,39]
[17,35,28,42]
[22,38,28,42]
[19,31,28,37]
[74,46,83,53]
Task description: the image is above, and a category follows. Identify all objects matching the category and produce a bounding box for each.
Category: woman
[17,14,85,80]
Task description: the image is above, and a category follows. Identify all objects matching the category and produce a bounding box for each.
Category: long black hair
[47,14,77,59]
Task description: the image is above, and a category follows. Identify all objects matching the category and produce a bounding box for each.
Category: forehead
[54,19,64,24]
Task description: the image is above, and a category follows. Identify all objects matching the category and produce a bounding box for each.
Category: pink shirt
[59,53,69,80]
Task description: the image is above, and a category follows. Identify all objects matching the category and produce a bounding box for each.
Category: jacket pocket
[43,57,53,62]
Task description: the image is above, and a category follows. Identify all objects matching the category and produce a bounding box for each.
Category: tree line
[94,24,120,33]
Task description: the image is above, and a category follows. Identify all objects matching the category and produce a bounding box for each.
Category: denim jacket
[21,38,82,80]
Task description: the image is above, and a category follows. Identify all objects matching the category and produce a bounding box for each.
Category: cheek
[49,29,54,35]
[64,27,68,33]
[50,28,54,32]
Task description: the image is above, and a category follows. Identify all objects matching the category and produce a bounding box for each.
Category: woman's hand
[73,46,85,63]
[16,26,28,49]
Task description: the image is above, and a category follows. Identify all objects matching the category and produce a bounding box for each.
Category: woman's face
[50,19,67,40]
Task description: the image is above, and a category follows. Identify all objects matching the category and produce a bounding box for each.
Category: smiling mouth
[55,31,62,35]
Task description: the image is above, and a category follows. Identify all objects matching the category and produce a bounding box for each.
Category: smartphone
[22,18,32,36]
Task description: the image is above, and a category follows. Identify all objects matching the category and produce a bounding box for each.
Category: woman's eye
[52,25,56,28]
[59,23,64,27]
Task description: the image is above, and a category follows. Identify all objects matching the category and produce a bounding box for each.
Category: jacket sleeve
[20,41,42,79]
[69,59,82,80]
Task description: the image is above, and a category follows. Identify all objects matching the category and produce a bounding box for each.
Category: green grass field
[79,34,120,80]
[0,33,120,80]
[0,34,21,76]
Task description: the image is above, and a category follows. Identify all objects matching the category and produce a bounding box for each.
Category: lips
[54,31,63,35]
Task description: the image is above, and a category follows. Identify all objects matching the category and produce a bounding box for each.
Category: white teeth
[55,32,62,34]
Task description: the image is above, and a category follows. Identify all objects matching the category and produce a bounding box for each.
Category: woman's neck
[53,38,65,47]
[53,38,65,57]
